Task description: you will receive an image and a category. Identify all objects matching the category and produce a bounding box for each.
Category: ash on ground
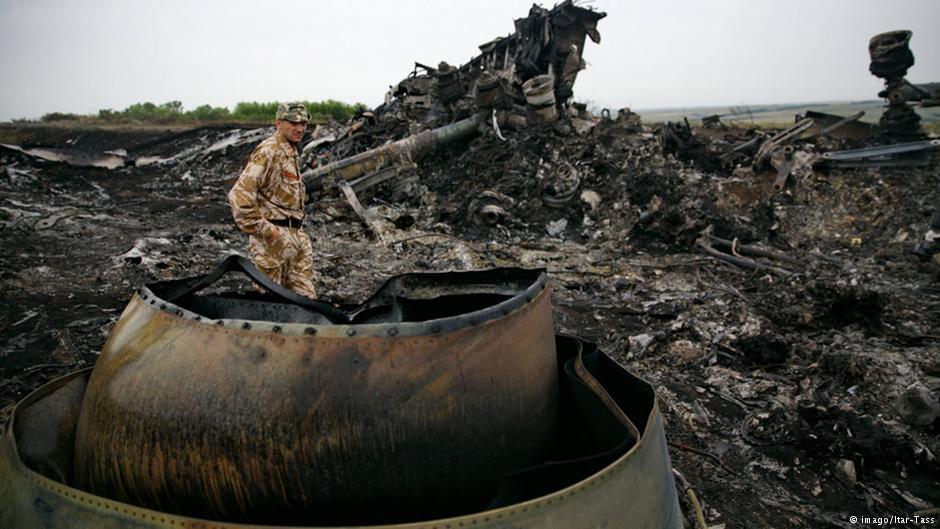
[2,109,938,528]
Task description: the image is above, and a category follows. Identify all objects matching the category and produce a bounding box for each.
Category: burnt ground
[1,120,939,528]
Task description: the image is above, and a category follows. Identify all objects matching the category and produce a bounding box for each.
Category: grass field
[636,100,940,128]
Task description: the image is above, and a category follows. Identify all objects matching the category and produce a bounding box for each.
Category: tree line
[38,100,364,124]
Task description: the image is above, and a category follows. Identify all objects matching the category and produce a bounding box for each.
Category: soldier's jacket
[228,130,305,243]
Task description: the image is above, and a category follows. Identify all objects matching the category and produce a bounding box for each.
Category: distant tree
[54,99,361,125]
[41,112,81,122]
[160,101,183,114]
[232,101,278,121]
[308,99,359,122]
[188,104,230,122]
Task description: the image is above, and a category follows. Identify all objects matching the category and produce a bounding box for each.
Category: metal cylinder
[475,72,501,109]
[2,334,684,529]
[72,268,557,525]
[303,115,481,192]
[523,75,558,124]
[522,74,556,107]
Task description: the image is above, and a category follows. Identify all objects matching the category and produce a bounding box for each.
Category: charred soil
[1,119,938,528]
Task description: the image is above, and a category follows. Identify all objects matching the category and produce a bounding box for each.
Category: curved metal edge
[156,255,348,322]
[5,368,93,454]
[136,268,549,338]
[1,358,682,529]
[1,368,211,529]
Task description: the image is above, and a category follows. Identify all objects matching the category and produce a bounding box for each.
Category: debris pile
[377,1,604,126]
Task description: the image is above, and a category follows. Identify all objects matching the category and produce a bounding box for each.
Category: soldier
[228,102,318,298]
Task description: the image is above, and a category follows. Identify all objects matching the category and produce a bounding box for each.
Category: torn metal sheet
[338,179,389,242]
[0,143,126,169]
[820,139,940,167]
[202,127,268,155]
[770,146,818,191]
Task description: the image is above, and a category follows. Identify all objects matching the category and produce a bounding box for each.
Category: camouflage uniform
[228,103,318,298]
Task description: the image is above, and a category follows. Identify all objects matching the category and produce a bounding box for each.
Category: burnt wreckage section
[1,257,683,528]
[2,3,940,527]
[384,1,604,124]
[300,1,606,235]
[868,30,940,138]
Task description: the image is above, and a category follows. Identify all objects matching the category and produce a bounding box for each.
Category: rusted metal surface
[71,267,557,525]
[1,335,682,529]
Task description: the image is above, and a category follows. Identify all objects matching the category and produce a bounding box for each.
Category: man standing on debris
[228,102,318,298]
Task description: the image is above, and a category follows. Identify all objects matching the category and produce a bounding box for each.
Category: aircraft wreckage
[301,0,606,211]
[0,9,679,516]
[0,256,683,528]
[19,5,940,529]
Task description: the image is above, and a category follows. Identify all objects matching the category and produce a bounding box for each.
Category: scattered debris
[0,8,938,529]
[835,459,859,485]
[546,218,568,237]
[0,142,125,169]
[896,385,940,426]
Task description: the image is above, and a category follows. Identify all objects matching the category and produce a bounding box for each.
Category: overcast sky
[1,0,938,121]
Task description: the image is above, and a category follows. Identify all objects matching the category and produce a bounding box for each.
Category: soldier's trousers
[248,226,318,299]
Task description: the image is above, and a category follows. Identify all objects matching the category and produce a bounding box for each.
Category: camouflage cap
[276,102,310,122]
